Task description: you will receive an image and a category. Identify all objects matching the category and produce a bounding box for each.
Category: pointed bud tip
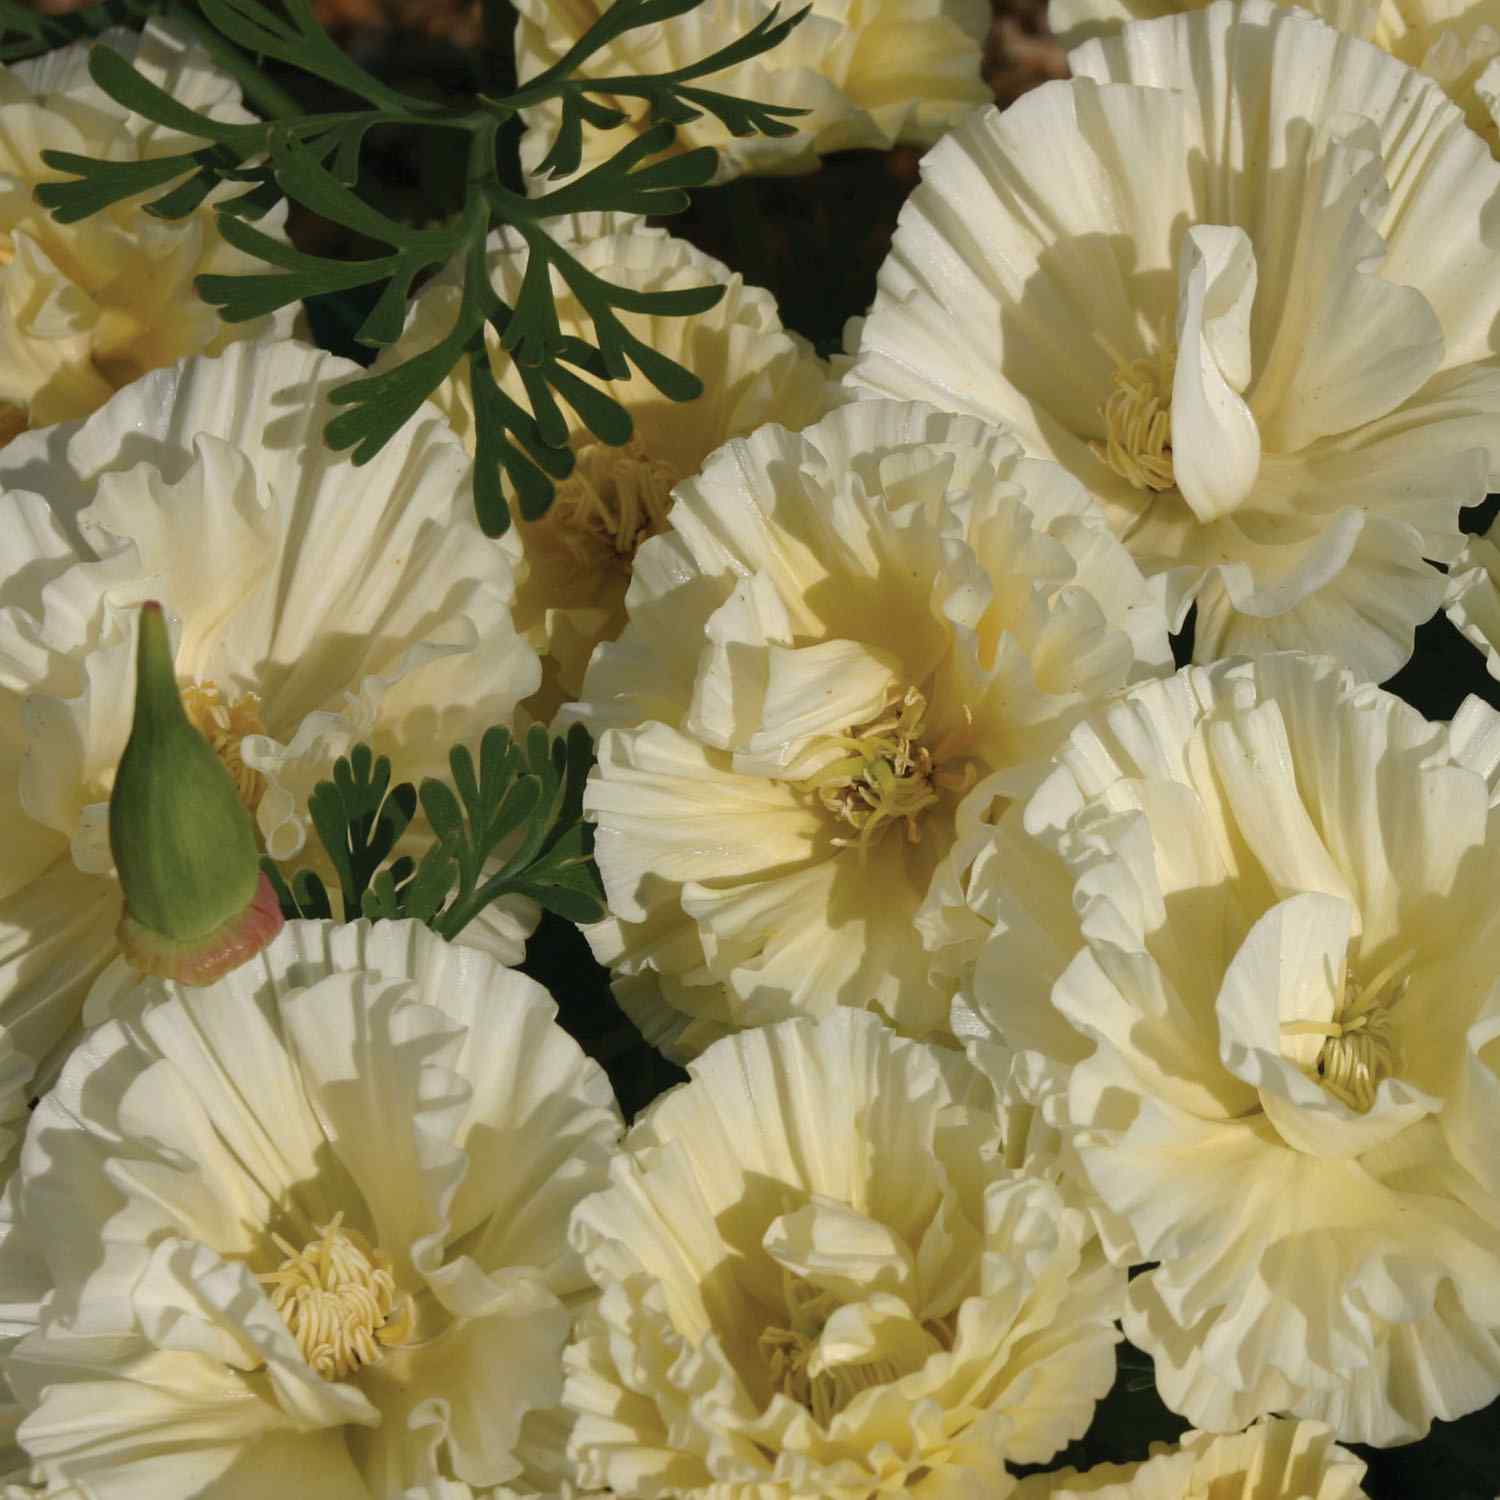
[118,869,284,987]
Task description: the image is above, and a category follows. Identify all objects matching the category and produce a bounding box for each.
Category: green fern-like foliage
[8,0,808,534]
[260,724,605,938]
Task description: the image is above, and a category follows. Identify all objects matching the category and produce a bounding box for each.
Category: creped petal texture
[1049,0,1500,157]
[0,19,295,433]
[1169,225,1261,522]
[1446,526,1500,680]
[848,0,1500,679]
[572,399,1168,1054]
[0,339,541,1096]
[512,0,990,184]
[949,652,1500,1444]
[0,918,621,1494]
[1011,1415,1370,1497]
[564,1011,1123,1497]
[380,216,832,710]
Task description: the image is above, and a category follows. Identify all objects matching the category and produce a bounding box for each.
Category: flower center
[758,1274,952,1427]
[180,681,267,813]
[545,435,678,571]
[1092,339,1177,493]
[802,688,974,850]
[1280,949,1415,1113]
[259,1213,415,1382]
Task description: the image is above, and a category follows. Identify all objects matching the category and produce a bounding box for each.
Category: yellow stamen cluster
[1281,950,1415,1113]
[759,1271,952,1427]
[1092,341,1177,493]
[546,435,678,570]
[805,688,973,850]
[180,681,268,813]
[259,1212,414,1381]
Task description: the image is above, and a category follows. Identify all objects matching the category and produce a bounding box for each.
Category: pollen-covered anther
[1281,950,1415,1113]
[807,687,970,850]
[547,435,679,569]
[759,1276,897,1427]
[259,1212,415,1381]
[1092,339,1178,493]
[180,681,268,812]
[758,1271,952,1427]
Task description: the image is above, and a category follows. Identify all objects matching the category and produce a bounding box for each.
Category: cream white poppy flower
[847,0,1500,683]
[567,398,1170,1059]
[564,1009,1123,1498]
[0,21,294,440]
[0,338,540,1098]
[0,918,623,1497]
[1049,0,1500,152]
[1011,1417,1369,1498]
[512,0,991,184]
[381,214,830,710]
[939,651,1500,1445]
[1446,524,1500,679]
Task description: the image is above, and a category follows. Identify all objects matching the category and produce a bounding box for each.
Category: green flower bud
[109,602,283,985]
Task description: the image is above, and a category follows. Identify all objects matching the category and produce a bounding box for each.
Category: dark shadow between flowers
[521,910,687,1122]
[1009,1338,1191,1482]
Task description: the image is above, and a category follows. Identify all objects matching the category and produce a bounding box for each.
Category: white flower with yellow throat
[0,919,623,1496]
[564,1010,1123,1499]
[928,650,1500,1446]
[567,398,1170,1060]
[847,0,1500,683]
[0,338,539,1107]
[379,213,831,717]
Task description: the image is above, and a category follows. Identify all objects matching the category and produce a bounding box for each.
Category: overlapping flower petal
[1050,0,1500,152]
[0,21,294,439]
[847,0,1500,681]
[931,651,1500,1444]
[564,1009,1123,1498]
[0,339,540,1096]
[1012,1416,1370,1497]
[0,919,623,1496]
[382,214,831,713]
[513,0,991,183]
[569,398,1169,1058]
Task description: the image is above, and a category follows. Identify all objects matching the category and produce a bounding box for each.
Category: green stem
[163,0,301,121]
[435,884,501,940]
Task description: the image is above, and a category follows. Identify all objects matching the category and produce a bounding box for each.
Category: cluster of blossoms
[0,0,1498,1495]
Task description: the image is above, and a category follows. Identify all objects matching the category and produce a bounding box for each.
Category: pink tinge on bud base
[117,869,285,987]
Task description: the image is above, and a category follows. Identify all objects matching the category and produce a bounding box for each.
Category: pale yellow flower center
[545,435,678,571]
[180,681,268,813]
[1092,340,1178,493]
[803,687,975,850]
[758,1273,954,1427]
[1280,949,1414,1113]
[259,1213,415,1381]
